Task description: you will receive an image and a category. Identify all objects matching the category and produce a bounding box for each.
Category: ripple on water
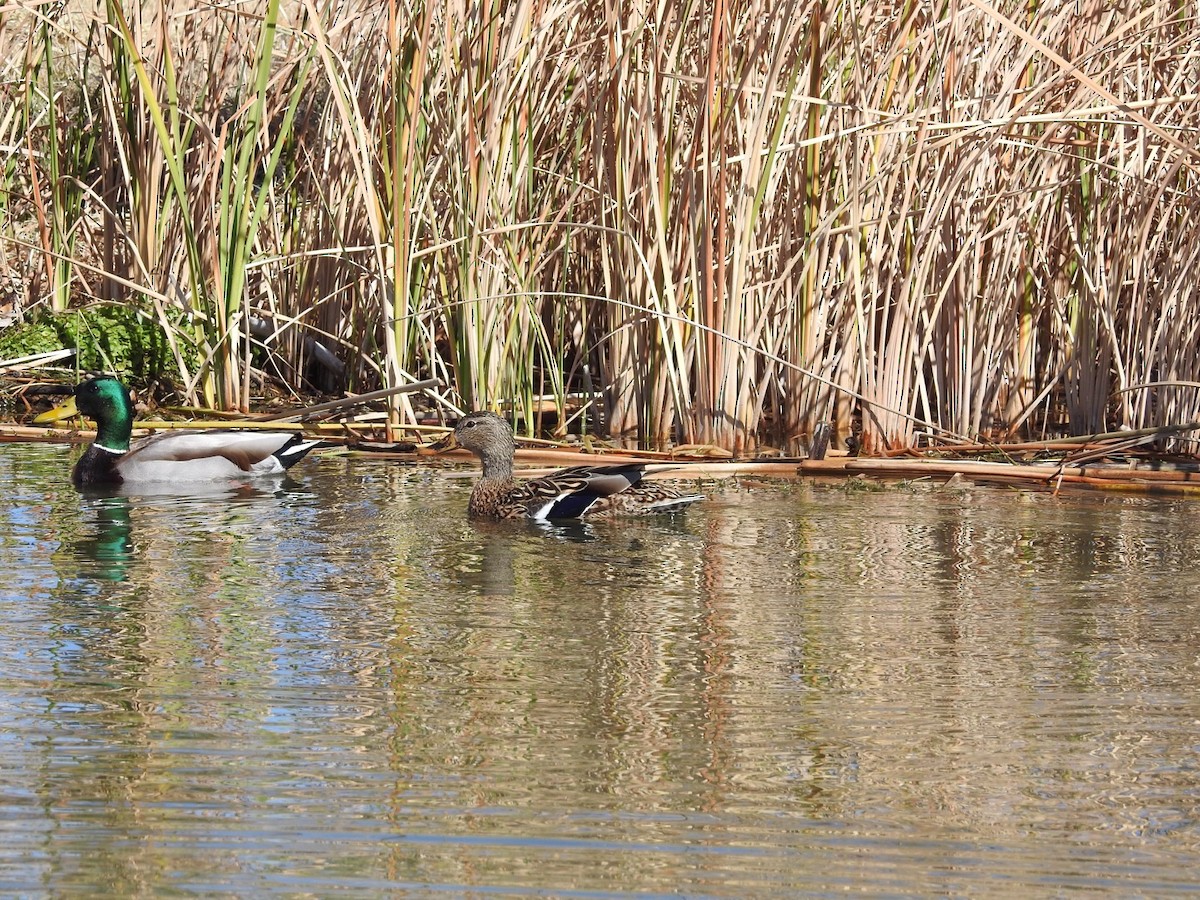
[2,447,1200,894]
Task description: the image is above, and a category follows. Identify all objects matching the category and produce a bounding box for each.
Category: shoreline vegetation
[12,416,1200,497]
[1,1,1198,459]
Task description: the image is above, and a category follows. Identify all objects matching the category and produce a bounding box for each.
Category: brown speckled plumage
[452,411,704,520]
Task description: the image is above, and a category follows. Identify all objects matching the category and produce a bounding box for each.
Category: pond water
[2,441,1199,896]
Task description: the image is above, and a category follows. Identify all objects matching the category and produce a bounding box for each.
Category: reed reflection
[7,444,1200,895]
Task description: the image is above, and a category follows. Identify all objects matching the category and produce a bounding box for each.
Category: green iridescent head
[35,375,135,451]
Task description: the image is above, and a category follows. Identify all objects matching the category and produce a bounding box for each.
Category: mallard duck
[447,410,704,520]
[34,375,321,488]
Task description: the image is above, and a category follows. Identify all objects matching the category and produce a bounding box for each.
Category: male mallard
[35,375,321,488]
[447,410,703,520]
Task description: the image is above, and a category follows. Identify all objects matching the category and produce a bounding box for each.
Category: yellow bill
[34,395,81,425]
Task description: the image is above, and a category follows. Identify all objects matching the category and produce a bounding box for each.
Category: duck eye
[464,420,476,428]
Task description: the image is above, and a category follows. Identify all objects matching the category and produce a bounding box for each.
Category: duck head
[445,411,517,479]
[35,375,136,451]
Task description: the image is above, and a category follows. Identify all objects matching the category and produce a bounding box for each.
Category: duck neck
[478,446,514,482]
[95,413,132,453]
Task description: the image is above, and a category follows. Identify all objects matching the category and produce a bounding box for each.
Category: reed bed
[1,0,1197,453]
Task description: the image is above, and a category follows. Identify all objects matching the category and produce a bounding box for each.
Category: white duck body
[105,429,319,482]
[35,375,321,488]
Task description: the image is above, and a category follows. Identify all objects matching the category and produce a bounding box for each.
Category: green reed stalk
[24,12,95,315]
[431,0,577,431]
[93,2,197,384]
[105,0,215,399]
[213,0,313,411]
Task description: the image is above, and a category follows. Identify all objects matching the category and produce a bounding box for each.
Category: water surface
[2,443,1199,896]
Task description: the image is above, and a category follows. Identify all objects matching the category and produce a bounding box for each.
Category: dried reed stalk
[1,0,1196,454]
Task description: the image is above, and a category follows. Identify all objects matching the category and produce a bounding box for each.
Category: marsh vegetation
[2,0,1197,453]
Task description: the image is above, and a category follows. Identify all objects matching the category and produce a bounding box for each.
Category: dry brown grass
[2,0,1197,452]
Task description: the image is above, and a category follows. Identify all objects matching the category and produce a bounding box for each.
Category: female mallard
[448,410,703,520]
[35,375,321,488]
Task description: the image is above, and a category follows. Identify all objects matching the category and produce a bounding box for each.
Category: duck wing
[514,464,653,519]
[117,430,320,482]
[596,483,706,515]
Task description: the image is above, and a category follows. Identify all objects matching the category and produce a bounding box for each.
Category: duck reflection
[460,517,622,598]
[528,518,599,543]
[91,475,304,501]
[458,513,699,600]
[71,495,134,583]
[533,513,696,544]
[458,521,519,598]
